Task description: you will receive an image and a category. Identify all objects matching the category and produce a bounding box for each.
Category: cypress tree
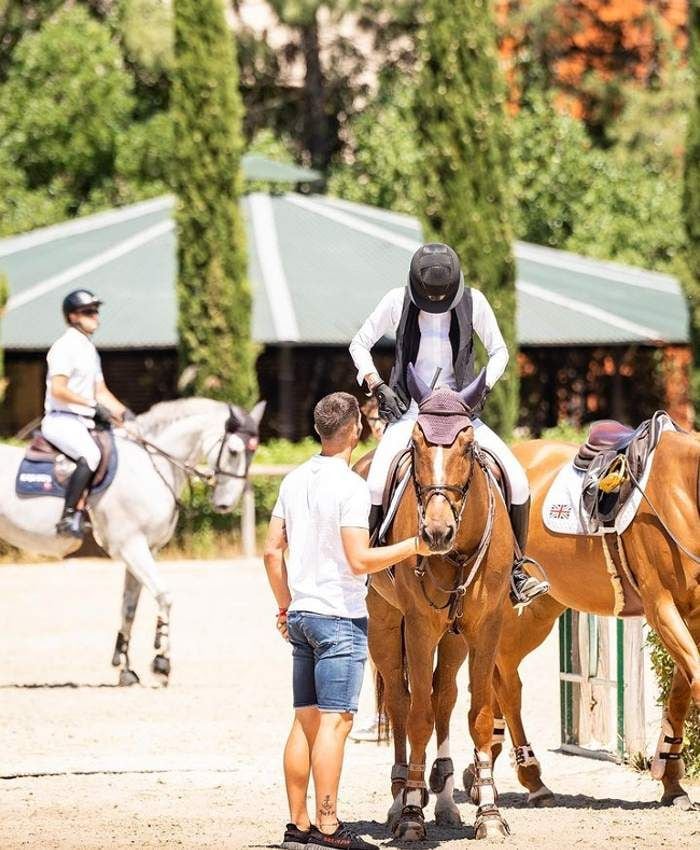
[684,0,700,391]
[414,0,517,435]
[172,0,257,403]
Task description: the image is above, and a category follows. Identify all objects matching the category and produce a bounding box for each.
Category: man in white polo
[264,391,432,850]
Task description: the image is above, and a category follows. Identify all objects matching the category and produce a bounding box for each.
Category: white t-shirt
[272,454,371,618]
[44,327,103,416]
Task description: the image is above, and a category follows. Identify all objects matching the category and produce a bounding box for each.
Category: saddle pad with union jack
[542,448,662,537]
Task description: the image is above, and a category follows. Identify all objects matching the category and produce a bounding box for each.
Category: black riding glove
[372,382,406,424]
[122,408,137,422]
[472,386,490,417]
[93,403,113,429]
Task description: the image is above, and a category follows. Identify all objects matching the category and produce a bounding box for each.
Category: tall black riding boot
[509,498,549,608]
[56,457,94,539]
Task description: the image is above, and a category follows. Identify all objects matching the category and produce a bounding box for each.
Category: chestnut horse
[477,431,700,811]
[359,365,514,841]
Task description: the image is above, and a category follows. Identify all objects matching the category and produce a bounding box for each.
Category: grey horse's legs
[116,535,172,684]
[112,569,143,685]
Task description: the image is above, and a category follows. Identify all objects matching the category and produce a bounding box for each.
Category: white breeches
[41,413,101,472]
[367,410,530,507]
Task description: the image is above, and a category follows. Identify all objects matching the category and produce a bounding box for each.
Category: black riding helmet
[62,289,103,321]
[408,243,464,314]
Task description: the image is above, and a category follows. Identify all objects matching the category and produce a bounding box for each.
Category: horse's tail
[374,617,407,743]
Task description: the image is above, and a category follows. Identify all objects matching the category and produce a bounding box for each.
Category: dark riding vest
[389,287,476,407]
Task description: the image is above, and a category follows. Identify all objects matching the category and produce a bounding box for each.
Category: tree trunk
[300,17,328,171]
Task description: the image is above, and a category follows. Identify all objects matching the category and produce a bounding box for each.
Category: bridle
[412,440,476,532]
[410,429,495,630]
[210,406,259,481]
[130,406,259,514]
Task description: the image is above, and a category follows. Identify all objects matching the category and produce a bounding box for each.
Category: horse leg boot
[493,662,554,806]
[464,619,510,839]
[113,569,142,686]
[430,632,467,827]
[395,627,436,841]
[117,534,173,684]
[367,587,409,831]
[652,665,697,810]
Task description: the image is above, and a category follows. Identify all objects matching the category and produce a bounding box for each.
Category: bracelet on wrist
[278,607,288,617]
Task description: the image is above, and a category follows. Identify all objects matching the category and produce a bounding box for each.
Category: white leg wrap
[651,716,685,781]
[473,750,496,807]
[510,744,540,770]
[492,717,506,748]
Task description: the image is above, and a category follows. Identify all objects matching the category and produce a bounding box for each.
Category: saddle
[16,430,117,497]
[575,411,677,529]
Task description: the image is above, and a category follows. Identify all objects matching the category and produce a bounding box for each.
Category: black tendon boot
[369,504,384,543]
[509,498,549,608]
[56,457,94,538]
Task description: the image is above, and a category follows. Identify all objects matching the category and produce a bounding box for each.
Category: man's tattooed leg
[319,794,338,833]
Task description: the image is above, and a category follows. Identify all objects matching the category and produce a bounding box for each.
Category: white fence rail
[242,464,295,557]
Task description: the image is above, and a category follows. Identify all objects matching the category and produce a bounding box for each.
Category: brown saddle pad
[25,429,114,488]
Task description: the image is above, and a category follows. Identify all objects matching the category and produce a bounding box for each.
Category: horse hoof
[118,668,140,686]
[393,806,426,841]
[394,820,426,841]
[527,787,555,807]
[463,764,476,796]
[661,793,698,811]
[152,655,171,679]
[435,805,462,827]
[475,810,510,840]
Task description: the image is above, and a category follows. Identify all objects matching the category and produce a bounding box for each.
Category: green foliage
[684,0,700,372]
[327,84,422,214]
[245,128,298,194]
[115,111,173,195]
[0,7,134,204]
[566,153,685,273]
[414,0,518,437]
[511,92,592,248]
[647,629,700,778]
[172,0,258,406]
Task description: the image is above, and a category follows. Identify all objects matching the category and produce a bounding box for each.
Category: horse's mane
[136,398,230,437]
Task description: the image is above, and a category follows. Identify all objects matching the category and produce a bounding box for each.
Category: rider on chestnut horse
[349,243,549,607]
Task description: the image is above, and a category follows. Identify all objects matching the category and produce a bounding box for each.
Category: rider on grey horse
[349,243,549,608]
[41,289,135,539]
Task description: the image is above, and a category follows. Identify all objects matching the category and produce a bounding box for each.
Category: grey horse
[0,397,265,684]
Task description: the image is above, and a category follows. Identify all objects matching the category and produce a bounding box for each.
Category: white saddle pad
[542,425,673,536]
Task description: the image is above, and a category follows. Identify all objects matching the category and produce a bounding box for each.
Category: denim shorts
[287,611,368,713]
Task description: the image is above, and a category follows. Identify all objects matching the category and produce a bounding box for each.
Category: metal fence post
[242,483,256,558]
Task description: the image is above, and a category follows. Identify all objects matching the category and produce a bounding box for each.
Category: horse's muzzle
[421,522,455,552]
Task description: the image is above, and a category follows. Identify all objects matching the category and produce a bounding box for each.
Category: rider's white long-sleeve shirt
[349,287,509,391]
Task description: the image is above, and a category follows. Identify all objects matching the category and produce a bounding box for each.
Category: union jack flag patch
[549,504,571,520]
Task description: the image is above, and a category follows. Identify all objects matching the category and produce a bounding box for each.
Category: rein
[126,405,257,515]
[412,444,496,627]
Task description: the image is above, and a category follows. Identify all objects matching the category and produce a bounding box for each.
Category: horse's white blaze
[433,446,444,487]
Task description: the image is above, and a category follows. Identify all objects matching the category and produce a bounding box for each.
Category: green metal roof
[241,154,321,183]
[0,193,690,350]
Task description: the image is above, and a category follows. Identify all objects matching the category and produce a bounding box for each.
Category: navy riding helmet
[62,289,103,320]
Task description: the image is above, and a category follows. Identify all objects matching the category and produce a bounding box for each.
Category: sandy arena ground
[0,558,697,849]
